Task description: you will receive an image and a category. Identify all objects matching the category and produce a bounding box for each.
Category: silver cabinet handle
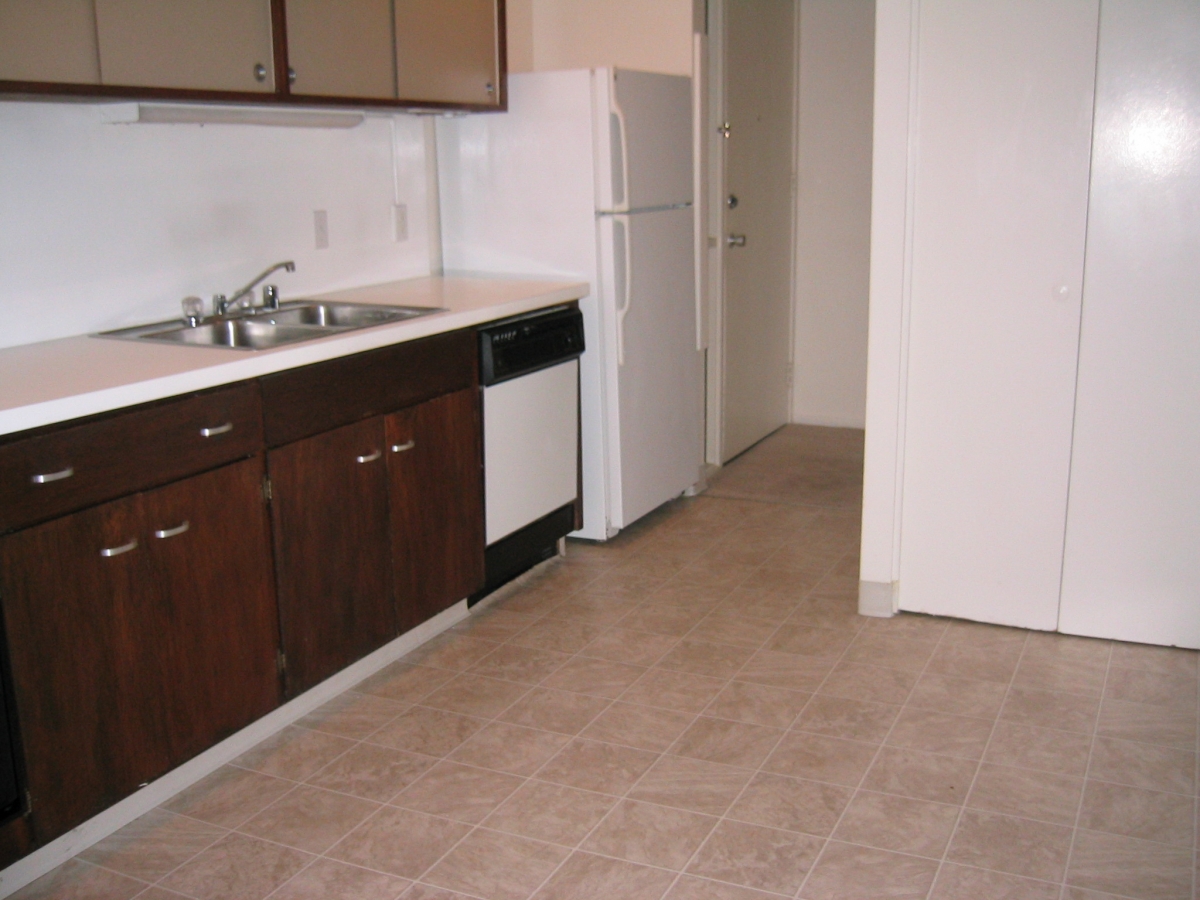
[31,466,74,484]
[254,63,267,82]
[100,538,138,558]
[154,521,190,540]
[356,450,382,464]
[200,422,233,437]
[727,234,747,247]
[390,440,416,453]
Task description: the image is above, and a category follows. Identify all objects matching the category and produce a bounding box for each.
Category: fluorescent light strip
[101,102,365,129]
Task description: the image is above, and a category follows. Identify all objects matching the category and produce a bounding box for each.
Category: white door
[1059,0,1200,649]
[720,0,796,462]
[600,206,705,529]
[897,1,1099,630]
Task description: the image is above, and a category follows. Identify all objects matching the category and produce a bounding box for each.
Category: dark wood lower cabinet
[0,496,170,844]
[140,459,282,763]
[0,456,279,845]
[268,417,396,697]
[388,388,485,631]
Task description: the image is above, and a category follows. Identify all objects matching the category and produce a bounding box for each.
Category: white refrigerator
[438,68,705,540]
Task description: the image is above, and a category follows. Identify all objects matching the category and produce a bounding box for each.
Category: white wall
[791,0,874,428]
[506,0,695,76]
[0,103,432,350]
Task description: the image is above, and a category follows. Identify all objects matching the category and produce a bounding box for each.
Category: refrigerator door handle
[609,72,631,213]
[613,214,633,366]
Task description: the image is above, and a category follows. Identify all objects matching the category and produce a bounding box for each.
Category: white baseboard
[858,579,898,618]
[0,600,470,898]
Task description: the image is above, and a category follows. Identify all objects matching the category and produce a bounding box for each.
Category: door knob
[726,234,747,248]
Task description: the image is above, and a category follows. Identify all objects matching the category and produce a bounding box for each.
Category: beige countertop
[0,275,587,438]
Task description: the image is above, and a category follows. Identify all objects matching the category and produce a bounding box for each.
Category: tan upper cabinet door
[94,0,275,92]
[395,0,500,106]
[0,0,100,84]
[284,0,396,99]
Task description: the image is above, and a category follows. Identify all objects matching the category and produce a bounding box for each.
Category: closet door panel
[897,0,1099,628]
[1059,0,1200,648]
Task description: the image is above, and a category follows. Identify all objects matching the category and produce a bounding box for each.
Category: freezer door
[599,205,704,528]
[593,68,694,212]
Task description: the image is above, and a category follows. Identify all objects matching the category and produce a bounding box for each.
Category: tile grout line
[467,498,850,900]
[1055,637,1116,900]
[470,497,807,900]
[792,601,956,900]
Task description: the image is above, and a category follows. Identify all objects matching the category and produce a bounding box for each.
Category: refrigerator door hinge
[276,650,287,674]
[262,476,273,502]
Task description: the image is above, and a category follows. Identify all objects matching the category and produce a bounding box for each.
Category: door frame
[700,0,801,467]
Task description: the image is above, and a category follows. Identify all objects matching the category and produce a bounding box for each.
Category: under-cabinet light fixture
[99,102,365,129]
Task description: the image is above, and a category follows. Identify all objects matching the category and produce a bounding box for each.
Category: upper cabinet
[395,0,500,106]
[284,0,395,100]
[93,0,275,92]
[0,0,101,84]
[0,0,505,110]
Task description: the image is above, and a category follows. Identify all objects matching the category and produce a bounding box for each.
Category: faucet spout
[216,261,295,316]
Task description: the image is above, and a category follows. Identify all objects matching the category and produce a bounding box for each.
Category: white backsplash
[0,102,434,350]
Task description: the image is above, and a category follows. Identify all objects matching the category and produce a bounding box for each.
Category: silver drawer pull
[390,440,416,453]
[154,521,190,540]
[100,538,138,558]
[31,466,74,484]
[200,422,234,438]
[356,450,382,464]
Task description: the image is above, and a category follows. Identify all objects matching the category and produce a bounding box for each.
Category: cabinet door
[94,0,275,92]
[387,388,485,632]
[0,497,170,844]
[395,0,500,106]
[269,418,395,696]
[0,0,100,84]
[140,458,281,764]
[284,0,396,99]
[896,1,1099,629]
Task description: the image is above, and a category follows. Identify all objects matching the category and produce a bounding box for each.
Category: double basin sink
[99,300,443,351]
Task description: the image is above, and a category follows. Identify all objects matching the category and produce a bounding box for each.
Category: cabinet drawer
[260,329,477,447]
[0,383,262,534]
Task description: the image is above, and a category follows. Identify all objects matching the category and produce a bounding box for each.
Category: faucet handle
[212,294,229,317]
[181,296,204,327]
[262,284,280,311]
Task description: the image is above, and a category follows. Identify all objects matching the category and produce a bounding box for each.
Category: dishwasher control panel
[478,305,585,385]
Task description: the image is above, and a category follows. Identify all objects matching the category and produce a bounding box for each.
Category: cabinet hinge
[262,476,273,502]
[276,650,287,674]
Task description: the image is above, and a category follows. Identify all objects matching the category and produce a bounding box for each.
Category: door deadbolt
[726,194,739,210]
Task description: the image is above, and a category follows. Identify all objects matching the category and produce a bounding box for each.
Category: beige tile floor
[13,425,1198,900]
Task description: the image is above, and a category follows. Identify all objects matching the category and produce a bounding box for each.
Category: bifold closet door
[897,0,1099,629]
[1059,0,1200,649]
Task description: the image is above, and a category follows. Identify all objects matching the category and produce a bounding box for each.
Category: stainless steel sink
[97,300,443,350]
[253,301,433,329]
[139,319,322,351]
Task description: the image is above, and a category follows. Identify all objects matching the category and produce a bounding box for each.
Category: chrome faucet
[214,261,295,317]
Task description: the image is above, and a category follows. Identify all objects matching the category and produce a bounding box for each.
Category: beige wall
[791,0,875,428]
[506,0,694,75]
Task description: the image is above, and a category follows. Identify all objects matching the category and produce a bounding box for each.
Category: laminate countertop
[0,275,588,438]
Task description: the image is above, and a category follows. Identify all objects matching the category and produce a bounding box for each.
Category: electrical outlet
[313,210,329,250]
[393,204,408,242]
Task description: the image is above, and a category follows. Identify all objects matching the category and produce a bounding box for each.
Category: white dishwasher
[473,305,584,603]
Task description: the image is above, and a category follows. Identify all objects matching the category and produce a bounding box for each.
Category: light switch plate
[393,204,408,242]
[314,210,329,250]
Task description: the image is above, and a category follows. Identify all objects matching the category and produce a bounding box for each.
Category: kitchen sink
[97,301,444,350]
[254,301,431,329]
